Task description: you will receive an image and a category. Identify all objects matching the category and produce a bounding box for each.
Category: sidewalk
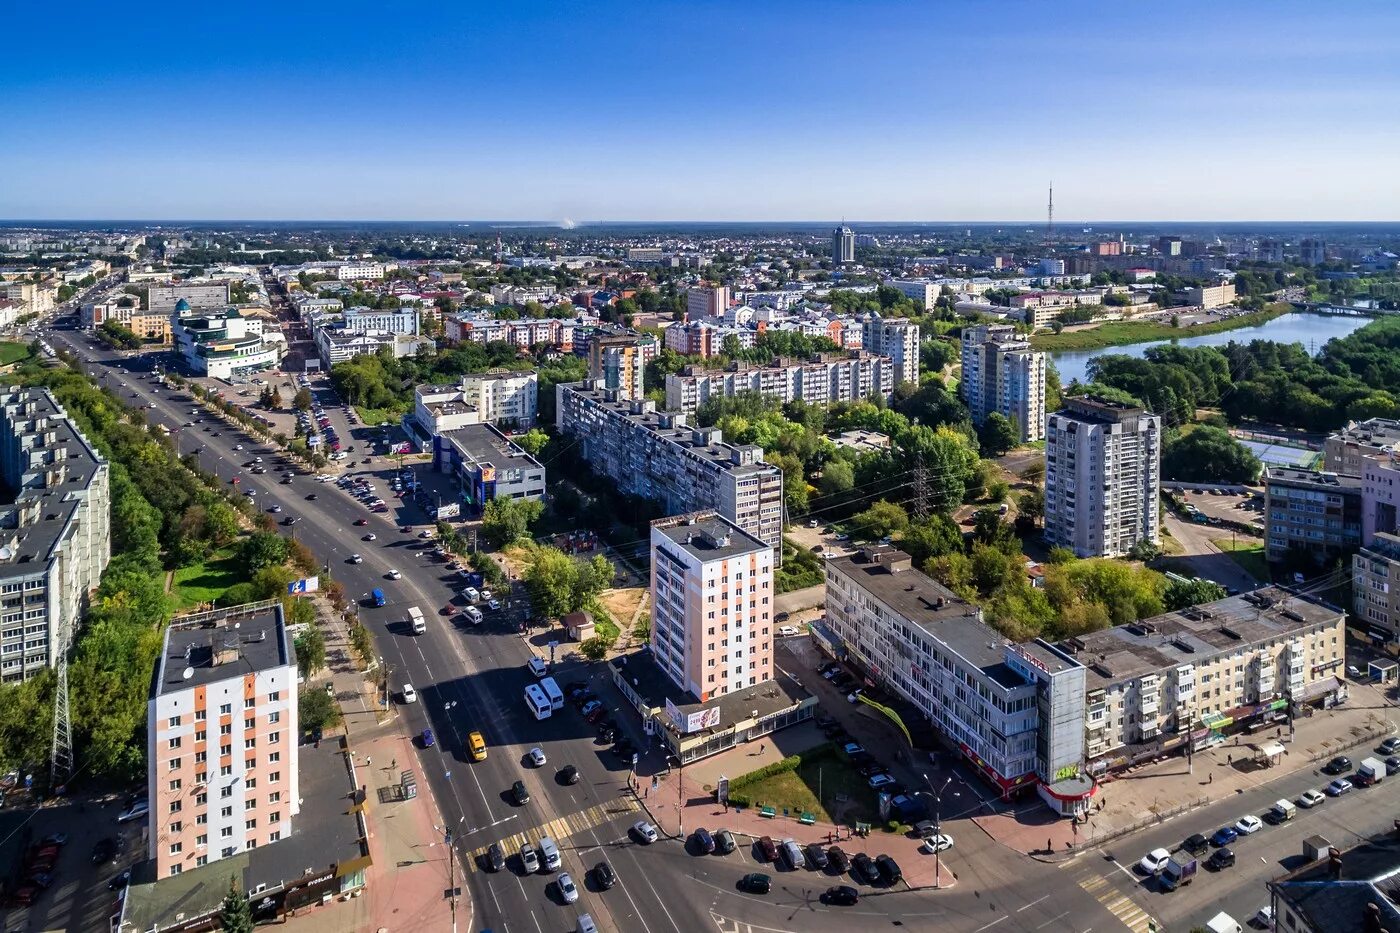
[283,602,460,933]
[974,680,1398,861]
[636,732,958,891]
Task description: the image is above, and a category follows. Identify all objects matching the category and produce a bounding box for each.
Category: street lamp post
[920,773,954,888]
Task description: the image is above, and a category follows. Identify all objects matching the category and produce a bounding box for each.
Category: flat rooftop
[154,604,291,696]
[1330,417,1400,449]
[653,512,767,563]
[828,547,1030,690]
[612,647,809,734]
[439,423,542,472]
[0,387,106,575]
[1055,395,1148,424]
[1266,466,1363,489]
[120,736,369,932]
[1064,586,1343,691]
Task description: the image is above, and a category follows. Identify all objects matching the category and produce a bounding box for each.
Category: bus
[524,684,552,720]
[539,676,565,711]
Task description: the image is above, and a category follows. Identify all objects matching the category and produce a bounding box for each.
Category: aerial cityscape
[2,4,1400,933]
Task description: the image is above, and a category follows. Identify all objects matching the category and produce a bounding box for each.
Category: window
[269,771,280,783]
[245,777,255,789]
[221,826,233,838]
[169,864,183,877]
[268,732,279,744]
[169,800,182,813]
[196,855,208,867]
[220,805,233,818]
[167,737,181,750]
[169,779,181,791]
[268,752,280,763]
[195,730,206,742]
[244,698,255,710]
[220,784,232,798]
[220,724,231,736]
[245,818,257,830]
[244,738,256,750]
[195,709,206,722]
[196,813,207,825]
[245,758,256,771]
[268,792,281,804]
[244,717,255,730]
[220,744,231,757]
[221,846,236,858]
[168,715,181,728]
[219,703,231,715]
[269,691,279,702]
[268,711,280,725]
[268,831,281,843]
[168,757,181,771]
[196,833,207,846]
[245,798,257,810]
[170,821,182,834]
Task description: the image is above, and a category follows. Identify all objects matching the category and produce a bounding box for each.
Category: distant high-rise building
[650,511,774,700]
[1045,396,1161,558]
[1300,239,1327,267]
[832,226,856,265]
[1155,236,1183,257]
[961,324,1047,443]
[859,312,919,385]
[685,286,729,322]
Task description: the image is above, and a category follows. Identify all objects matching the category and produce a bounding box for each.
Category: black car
[851,852,880,885]
[593,860,617,890]
[1382,737,1400,755]
[823,885,860,906]
[827,846,851,873]
[875,854,902,885]
[805,843,830,870]
[1183,833,1209,856]
[512,780,530,805]
[107,869,131,891]
[715,829,737,854]
[91,837,117,865]
[693,828,716,854]
[1324,756,1353,774]
[559,765,580,785]
[1208,847,1235,870]
[1387,756,1400,776]
[485,843,505,872]
[740,872,772,894]
[306,493,318,500]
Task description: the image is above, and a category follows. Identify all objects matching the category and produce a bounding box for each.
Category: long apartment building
[1065,587,1345,773]
[650,512,775,701]
[147,603,300,878]
[0,388,111,682]
[961,323,1047,443]
[664,351,893,414]
[556,381,783,547]
[859,312,919,385]
[824,547,1094,816]
[1354,532,1400,645]
[1045,396,1161,558]
[1263,467,1363,566]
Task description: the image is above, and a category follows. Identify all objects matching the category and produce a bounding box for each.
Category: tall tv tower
[1046,183,1055,249]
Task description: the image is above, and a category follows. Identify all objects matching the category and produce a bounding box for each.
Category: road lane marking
[973,917,1006,932]
[1018,894,1050,912]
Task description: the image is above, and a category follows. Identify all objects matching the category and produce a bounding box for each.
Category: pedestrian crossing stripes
[1076,873,1159,933]
[463,796,643,872]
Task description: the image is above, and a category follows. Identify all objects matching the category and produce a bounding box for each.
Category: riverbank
[1030,303,1290,352]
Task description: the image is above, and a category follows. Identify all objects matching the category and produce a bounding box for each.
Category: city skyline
[3,1,1398,221]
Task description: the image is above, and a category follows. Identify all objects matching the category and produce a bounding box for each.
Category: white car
[557,872,578,903]
[487,599,500,611]
[1297,789,1326,808]
[386,569,401,580]
[528,747,547,767]
[234,444,243,450]
[480,589,493,601]
[1235,814,1263,835]
[920,834,955,854]
[349,554,363,564]
[1138,847,1172,875]
[632,820,659,844]
[401,684,417,703]
[418,530,433,539]
[777,625,799,637]
[117,799,150,824]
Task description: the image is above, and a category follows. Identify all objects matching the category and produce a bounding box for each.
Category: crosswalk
[463,796,643,872]
[1074,872,1160,933]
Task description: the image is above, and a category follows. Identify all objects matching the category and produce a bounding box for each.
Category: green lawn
[0,342,33,366]
[1213,537,1270,581]
[732,752,880,826]
[354,404,407,427]
[172,548,244,609]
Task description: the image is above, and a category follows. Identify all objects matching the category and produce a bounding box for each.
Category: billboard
[390,441,413,455]
[434,502,461,520]
[288,577,319,594]
[665,697,722,734]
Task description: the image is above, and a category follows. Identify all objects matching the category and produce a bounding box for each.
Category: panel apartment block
[1264,467,1363,566]
[664,352,893,414]
[1325,418,1400,475]
[858,312,919,385]
[147,604,299,878]
[961,323,1047,443]
[0,387,111,682]
[556,382,783,548]
[650,512,774,700]
[1045,396,1161,558]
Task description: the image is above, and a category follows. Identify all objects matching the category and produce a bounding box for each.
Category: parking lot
[1172,486,1265,532]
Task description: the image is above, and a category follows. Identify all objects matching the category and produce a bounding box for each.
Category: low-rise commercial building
[664,351,893,414]
[556,382,783,548]
[0,387,111,683]
[489,283,557,305]
[315,327,432,369]
[430,423,546,515]
[173,306,282,380]
[1185,282,1236,309]
[1066,587,1344,774]
[1264,467,1363,566]
[1269,833,1400,933]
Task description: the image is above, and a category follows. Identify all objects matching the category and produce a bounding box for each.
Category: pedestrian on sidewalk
[366,756,372,768]
[1208,772,1213,784]
[1227,753,1233,765]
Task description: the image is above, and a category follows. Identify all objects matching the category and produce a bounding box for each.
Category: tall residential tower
[961,323,1047,443]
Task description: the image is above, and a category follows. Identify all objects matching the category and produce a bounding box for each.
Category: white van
[527,657,549,678]
[463,606,483,626]
[537,836,561,872]
[463,586,480,603]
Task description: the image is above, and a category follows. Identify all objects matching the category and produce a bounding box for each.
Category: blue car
[421,728,435,748]
[1210,826,1238,847]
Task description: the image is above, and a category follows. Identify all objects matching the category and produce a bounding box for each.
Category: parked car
[1235,815,1263,835]
[826,846,851,873]
[117,799,149,823]
[1382,737,1400,755]
[851,852,881,884]
[715,829,737,854]
[805,843,830,870]
[1323,756,1353,775]
[1327,778,1354,796]
[692,828,716,854]
[1183,833,1209,856]
[1210,826,1238,847]
[1208,848,1235,871]
[757,836,779,862]
[875,854,902,885]
[1297,789,1326,808]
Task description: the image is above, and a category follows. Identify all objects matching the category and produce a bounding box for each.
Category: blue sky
[3,0,1398,221]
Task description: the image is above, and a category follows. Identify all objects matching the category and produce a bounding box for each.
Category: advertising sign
[434,502,461,520]
[287,576,319,594]
[665,698,723,734]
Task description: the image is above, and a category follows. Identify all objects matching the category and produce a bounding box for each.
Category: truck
[1358,756,1386,787]
[1159,851,1197,891]
[407,606,426,635]
[1269,798,1297,823]
[371,588,386,607]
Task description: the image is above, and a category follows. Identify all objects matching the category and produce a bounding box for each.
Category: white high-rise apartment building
[1044,396,1161,558]
[650,512,774,701]
[961,323,1047,442]
[859,312,919,385]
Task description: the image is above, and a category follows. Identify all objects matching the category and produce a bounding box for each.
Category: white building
[664,352,893,414]
[961,323,1047,442]
[489,284,557,305]
[859,312,919,385]
[413,370,539,435]
[650,512,775,700]
[172,307,283,380]
[337,262,385,281]
[342,305,419,335]
[889,279,938,311]
[1045,396,1161,558]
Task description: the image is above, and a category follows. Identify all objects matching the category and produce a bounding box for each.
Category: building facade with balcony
[1264,467,1363,566]
[664,352,893,414]
[1355,532,1400,645]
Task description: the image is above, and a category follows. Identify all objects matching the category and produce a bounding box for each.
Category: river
[1049,312,1373,384]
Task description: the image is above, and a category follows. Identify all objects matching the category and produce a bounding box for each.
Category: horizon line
[3,218,1399,227]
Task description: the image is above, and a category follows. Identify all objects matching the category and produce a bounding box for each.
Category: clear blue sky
[4,0,1398,221]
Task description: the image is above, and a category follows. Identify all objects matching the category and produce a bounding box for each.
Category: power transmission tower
[50,622,74,790]
[911,448,930,521]
[1046,183,1055,250]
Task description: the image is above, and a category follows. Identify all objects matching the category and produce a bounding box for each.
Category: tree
[899,515,963,563]
[482,496,544,548]
[240,532,290,574]
[979,412,1018,456]
[294,625,327,676]
[293,388,313,411]
[1164,577,1228,611]
[1161,426,1261,484]
[852,500,909,541]
[515,428,549,457]
[817,458,855,498]
[525,547,582,620]
[219,878,255,933]
[580,636,611,661]
[269,386,283,409]
[1015,488,1044,529]
[298,687,342,735]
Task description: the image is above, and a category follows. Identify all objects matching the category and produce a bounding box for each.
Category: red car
[758,836,779,862]
[354,519,368,526]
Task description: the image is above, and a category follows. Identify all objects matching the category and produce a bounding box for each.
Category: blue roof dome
[174,298,191,312]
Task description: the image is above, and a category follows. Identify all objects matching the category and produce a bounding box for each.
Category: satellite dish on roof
[0,547,10,560]
[182,667,194,680]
